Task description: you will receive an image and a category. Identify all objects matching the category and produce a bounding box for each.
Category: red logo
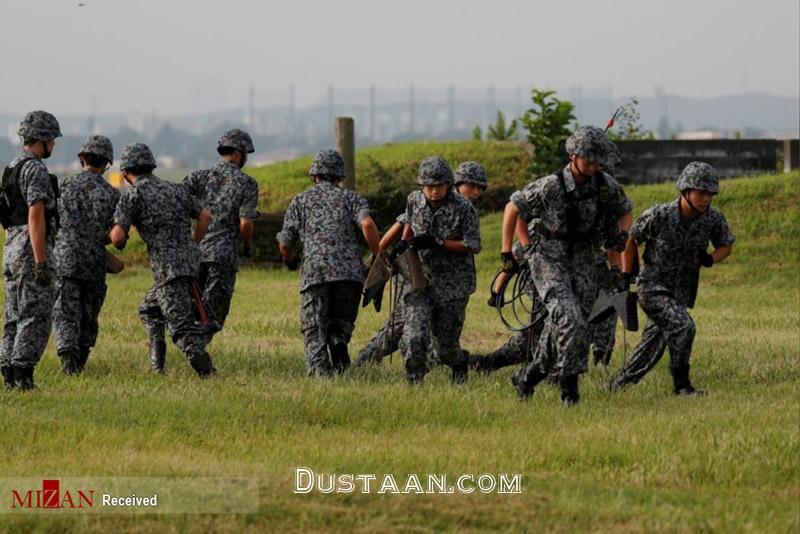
[11,479,94,510]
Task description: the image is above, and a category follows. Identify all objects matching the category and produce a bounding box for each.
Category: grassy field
[0,172,797,532]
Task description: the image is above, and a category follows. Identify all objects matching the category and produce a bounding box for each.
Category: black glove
[33,261,50,286]
[284,256,299,271]
[388,240,409,262]
[699,251,714,268]
[500,252,518,273]
[487,290,500,307]
[409,234,443,251]
[241,245,252,259]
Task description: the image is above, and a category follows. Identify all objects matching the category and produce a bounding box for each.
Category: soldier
[277,149,380,377]
[53,135,120,375]
[183,129,260,341]
[503,126,633,404]
[398,157,482,385]
[609,162,734,395]
[354,161,487,367]
[109,143,216,377]
[1,110,61,390]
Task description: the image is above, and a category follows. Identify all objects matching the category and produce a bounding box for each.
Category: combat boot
[2,366,15,390]
[14,365,36,391]
[59,350,81,376]
[76,348,91,372]
[188,351,217,379]
[511,367,547,401]
[670,365,706,397]
[451,362,468,384]
[329,336,350,374]
[149,340,167,374]
[559,374,580,406]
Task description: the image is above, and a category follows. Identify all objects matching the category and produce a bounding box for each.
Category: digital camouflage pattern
[602,137,621,176]
[78,135,114,163]
[300,281,362,376]
[217,129,255,154]
[565,126,608,162]
[511,164,632,380]
[18,110,61,141]
[403,190,481,302]
[113,174,203,287]
[677,161,720,193]
[119,142,157,170]
[197,262,237,329]
[308,149,345,178]
[53,278,107,359]
[453,161,487,188]
[416,156,453,186]
[1,153,58,369]
[354,276,410,365]
[631,200,735,307]
[277,180,372,292]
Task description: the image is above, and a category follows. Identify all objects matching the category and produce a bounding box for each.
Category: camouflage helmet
[217,128,255,155]
[18,110,62,142]
[565,126,608,163]
[601,137,621,175]
[453,161,488,188]
[309,149,345,178]
[119,142,157,171]
[78,135,114,164]
[417,156,453,186]
[677,161,719,194]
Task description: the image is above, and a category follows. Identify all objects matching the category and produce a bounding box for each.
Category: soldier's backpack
[0,156,60,231]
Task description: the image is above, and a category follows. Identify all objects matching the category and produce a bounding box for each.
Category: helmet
[119,142,157,171]
[217,128,255,155]
[677,161,719,194]
[417,156,453,186]
[453,161,487,188]
[18,110,62,142]
[78,135,114,164]
[309,149,345,178]
[601,138,621,175]
[565,126,608,163]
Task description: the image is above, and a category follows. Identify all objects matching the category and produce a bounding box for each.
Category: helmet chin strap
[40,140,51,159]
[681,191,708,216]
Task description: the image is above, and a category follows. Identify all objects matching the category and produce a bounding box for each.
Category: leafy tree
[487,111,518,141]
[471,125,483,141]
[520,89,576,176]
[607,97,654,141]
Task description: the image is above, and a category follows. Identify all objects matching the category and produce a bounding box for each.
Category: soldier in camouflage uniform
[503,126,633,404]
[110,143,217,378]
[399,157,482,385]
[1,111,62,390]
[183,129,260,341]
[609,162,735,395]
[278,149,380,377]
[53,135,120,375]
[354,161,487,367]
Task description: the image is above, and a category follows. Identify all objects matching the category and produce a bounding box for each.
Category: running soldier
[1,111,61,390]
[609,161,734,395]
[53,135,120,375]
[183,129,260,340]
[503,126,633,404]
[277,149,380,377]
[110,143,216,377]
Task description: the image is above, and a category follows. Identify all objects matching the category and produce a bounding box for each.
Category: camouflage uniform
[401,157,482,383]
[113,143,215,376]
[183,130,259,336]
[611,163,735,391]
[53,135,119,373]
[277,149,372,376]
[511,128,632,402]
[1,110,62,389]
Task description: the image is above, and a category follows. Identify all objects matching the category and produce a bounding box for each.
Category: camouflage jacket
[404,189,481,302]
[113,174,202,286]
[511,164,632,267]
[632,199,735,307]
[2,152,58,275]
[55,171,120,280]
[183,159,259,271]
[277,181,372,292]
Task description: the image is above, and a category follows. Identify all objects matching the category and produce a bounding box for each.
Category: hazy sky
[1,0,797,115]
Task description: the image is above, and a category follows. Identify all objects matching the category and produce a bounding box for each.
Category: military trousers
[2,269,55,368]
[53,276,107,357]
[300,281,362,376]
[198,261,237,335]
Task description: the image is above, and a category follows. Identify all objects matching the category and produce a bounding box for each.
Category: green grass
[0,172,797,532]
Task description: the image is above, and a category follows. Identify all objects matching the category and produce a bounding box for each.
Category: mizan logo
[11,480,95,510]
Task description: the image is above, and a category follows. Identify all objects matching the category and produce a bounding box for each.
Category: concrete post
[336,117,355,190]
